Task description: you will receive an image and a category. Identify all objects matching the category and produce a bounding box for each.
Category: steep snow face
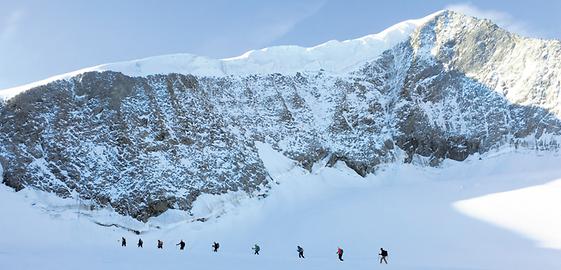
[1,10,561,221]
[0,11,443,101]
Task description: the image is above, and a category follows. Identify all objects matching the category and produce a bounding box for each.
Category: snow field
[1,146,561,269]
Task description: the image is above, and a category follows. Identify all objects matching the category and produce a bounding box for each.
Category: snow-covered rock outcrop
[1,10,560,221]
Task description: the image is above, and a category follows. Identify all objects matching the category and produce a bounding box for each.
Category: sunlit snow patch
[454,179,561,249]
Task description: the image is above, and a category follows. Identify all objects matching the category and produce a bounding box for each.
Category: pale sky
[1,0,559,89]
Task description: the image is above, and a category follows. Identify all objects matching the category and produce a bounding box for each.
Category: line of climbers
[121,237,389,263]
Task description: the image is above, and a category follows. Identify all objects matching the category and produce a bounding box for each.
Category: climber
[336,247,344,261]
[157,240,164,249]
[213,242,220,252]
[137,238,143,248]
[177,240,186,250]
[297,245,305,258]
[121,237,126,247]
[252,244,260,255]
[379,248,388,264]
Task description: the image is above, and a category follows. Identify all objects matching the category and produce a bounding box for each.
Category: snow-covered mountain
[1,10,560,221]
[0,11,441,100]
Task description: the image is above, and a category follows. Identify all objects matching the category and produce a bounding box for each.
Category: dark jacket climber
[213,242,220,252]
[121,237,126,247]
[157,240,164,249]
[252,244,260,255]
[337,247,344,261]
[177,240,186,250]
[297,246,305,258]
[379,248,388,264]
[137,238,143,248]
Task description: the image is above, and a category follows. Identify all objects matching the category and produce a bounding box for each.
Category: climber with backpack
[336,247,344,261]
[252,244,260,255]
[379,248,388,264]
[297,245,305,258]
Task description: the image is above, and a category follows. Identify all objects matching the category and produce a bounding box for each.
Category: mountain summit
[1,10,560,221]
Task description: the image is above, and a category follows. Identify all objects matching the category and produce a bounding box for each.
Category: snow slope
[1,146,561,270]
[455,178,561,250]
[0,11,443,100]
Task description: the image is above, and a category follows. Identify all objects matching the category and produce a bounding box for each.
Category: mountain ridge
[1,10,445,100]
[1,10,560,221]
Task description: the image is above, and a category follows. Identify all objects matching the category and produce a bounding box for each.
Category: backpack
[381,250,388,256]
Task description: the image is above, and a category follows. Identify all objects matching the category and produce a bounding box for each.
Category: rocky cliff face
[1,11,560,221]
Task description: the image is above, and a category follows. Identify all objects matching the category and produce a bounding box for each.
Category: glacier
[1,146,561,270]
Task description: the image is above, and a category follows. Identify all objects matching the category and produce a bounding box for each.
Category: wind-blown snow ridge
[0,10,444,100]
